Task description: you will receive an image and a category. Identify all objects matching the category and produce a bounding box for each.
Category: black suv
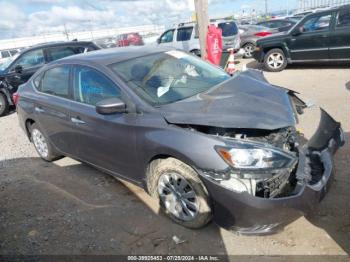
[254,5,350,72]
[0,41,100,116]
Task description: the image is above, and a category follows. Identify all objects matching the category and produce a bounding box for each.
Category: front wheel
[30,123,62,162]
[263,48,287,72]
[147,158,211,229]
[0,93,9,117]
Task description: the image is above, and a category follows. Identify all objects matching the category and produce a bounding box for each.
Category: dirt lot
[0,59,350,257]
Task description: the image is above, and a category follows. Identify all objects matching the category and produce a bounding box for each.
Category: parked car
[239,25,277,58]
[16,47,344,234]
[157,20,241,56]
[0,49,21,65]
[253,5,350,72]
[94,37,116,49]
[0,41,100,116]
[116,33,144,47]
[256,18,297,32]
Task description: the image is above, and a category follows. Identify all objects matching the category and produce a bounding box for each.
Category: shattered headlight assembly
[215,142,296,171]
[211,142,297,196]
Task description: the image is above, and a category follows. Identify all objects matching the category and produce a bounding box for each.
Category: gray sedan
[239,25,277,58]
[16,47,344,234]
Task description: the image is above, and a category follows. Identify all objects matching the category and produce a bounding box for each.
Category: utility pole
[63,23,70,41]
[194,0,209,60]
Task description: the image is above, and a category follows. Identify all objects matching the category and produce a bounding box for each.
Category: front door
[68,65,138,179]
[288,12,333,61]
[158,29,175,48]
[329,8,350,60]
[7,48,46,90]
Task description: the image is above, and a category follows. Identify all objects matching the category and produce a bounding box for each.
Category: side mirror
[96,97,127,115]
[156,38,161,44]
[14,65,23,74]
[292,26,304,36]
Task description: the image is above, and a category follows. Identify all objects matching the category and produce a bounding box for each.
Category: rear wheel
[30,123,62,161]
[243,43,255,58]
[0,93,9,117]
[263,48,287,72]
[147,158,211,229]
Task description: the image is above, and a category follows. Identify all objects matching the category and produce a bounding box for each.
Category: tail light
[12,92,19,106]
[255,32,272,37]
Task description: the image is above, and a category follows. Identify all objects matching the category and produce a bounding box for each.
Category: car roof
[23,41,94,52]
[56,46,175,66]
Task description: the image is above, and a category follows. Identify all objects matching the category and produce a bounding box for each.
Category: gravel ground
[0,59,349,257]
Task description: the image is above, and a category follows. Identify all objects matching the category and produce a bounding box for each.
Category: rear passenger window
[47,47,77,61]
[177,27,193,41]
[73,66,121,106]
[1,51,10,58]
[337,9,350,27]
[39,66,70,98]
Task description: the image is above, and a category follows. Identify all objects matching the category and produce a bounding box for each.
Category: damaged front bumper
[199,109,345,234]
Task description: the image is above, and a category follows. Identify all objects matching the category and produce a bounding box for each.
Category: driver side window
[12,49,45,70]
[160,30,174,43]
[73,66,121,106]
[302,14,332,32]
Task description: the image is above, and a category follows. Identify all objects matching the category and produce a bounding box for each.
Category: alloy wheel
[32,128,49,158]
[158,172,199,221]
[244,44,255,58]
[267,52,285,69]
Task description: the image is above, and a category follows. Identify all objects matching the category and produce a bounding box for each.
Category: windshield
[0,54,18,71]
[218,22,238,37]
[109,51,229,106]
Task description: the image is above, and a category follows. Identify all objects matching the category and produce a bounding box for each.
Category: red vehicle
[116,33,144,47]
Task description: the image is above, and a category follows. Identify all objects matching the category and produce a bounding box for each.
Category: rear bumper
[199,109,345,234]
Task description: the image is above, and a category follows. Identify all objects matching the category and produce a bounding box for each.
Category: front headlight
[215,141,296,171]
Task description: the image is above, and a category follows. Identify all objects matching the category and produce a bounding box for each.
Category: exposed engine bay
[179,124,303,199]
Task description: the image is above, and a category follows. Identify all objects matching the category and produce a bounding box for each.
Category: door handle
[35,107,45,113]
[71,117,86,124]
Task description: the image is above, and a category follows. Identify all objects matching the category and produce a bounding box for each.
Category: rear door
[68,65,138,179]
[174,27,194,52]
[32,65,75,155]
[329,8,350,59]
[288,12,333,60]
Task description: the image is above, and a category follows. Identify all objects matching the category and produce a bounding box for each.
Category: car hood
[161,69,296,130]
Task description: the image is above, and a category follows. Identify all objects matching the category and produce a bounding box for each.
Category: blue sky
[0,0,299,39]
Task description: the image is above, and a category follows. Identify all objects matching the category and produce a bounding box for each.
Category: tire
[263,48,287,72]
[30,123,62,162]
[147,157,212,229]
[0,92,9,117]
[243,43,255,58]
[190,49,201,57]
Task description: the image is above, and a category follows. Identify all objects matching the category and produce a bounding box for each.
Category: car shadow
[0,157,228,256]
[346,81,350,91]
[305,131,350,254]
[246,60,350,71]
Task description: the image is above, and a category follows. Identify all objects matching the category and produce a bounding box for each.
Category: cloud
[0,2,25,31]
[0,0,195,39]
